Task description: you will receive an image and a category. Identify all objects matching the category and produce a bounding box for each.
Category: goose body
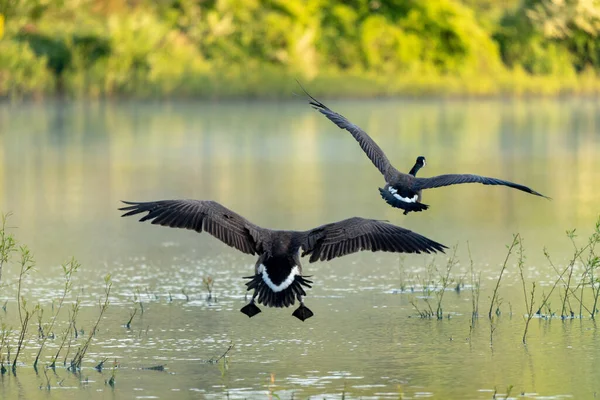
[120,199,447,320]
[303,90,550,214]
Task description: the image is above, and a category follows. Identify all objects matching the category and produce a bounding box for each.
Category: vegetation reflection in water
[0,99,599,398]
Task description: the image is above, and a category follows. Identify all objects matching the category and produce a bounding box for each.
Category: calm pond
[0,98,599,399]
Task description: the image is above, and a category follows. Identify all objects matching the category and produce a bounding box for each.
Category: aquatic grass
[434,244,459,319]
[588,254,600,316]
[12,302,38,373]
[95,358,108,372]
[106,359,117,388]
[492,385,514,399]
[136,288,144,315]
[34,257,79,370]
[408,249,458,319]
[560,230,579,318]
[126,289,143,329]
[542,219,600,319]
[0,212,131,378]
[203,276,214,301]
[516,237,538,344]
[16,245,35,324]
[409,298,434,319]
[12,243,37,373]
[569,219,600,318]
[70,273,112,371]
[36,308,45,339]
[454,271,467,293]
[468,242,481,321]
[0,213,17,283]
[517,238,529,314]
[211,342,234,376]
[50,297,81,369]
[405,219,600,346]
[522,283,537,344]
[41,367,51,390]
[0,324,9,363]
[398,255,407,293]
[488,234,520,319]
[412,261,437,318]
[126,307,137,329]
[207,342,235,365]
[489,316,498,346]
[544,253,590,317]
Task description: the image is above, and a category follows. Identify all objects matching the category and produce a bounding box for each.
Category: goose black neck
[409,163,422,176]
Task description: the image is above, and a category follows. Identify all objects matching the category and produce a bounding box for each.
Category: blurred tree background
[1,0,600,99]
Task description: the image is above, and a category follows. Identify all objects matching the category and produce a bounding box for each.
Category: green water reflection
[0,98,599,399]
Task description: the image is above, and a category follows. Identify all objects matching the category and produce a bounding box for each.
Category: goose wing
[302,88,392,176]
[411,174,549,198]
[301,217,446,263]
[119,200,265,255]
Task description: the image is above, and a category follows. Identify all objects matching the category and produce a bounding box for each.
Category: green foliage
[360,14,421,73]
[15,32,71,75]
[0,39,54,98]
[319,4,362,70]
[496,0,600,75]
[1,0,600,98]
[398,0,502,74]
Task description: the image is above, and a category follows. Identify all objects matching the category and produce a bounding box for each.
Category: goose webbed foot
[240,301,262,318]
[292,303,314,321]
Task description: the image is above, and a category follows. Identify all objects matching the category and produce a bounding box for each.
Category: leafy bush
[1,0,600,98]
[0,39,54,98]
[496,0,600,74]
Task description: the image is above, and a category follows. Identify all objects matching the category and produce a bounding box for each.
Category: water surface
[0,98,599,399]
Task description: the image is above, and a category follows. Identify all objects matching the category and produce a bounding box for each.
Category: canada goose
[303,90,550,215]
[120,199,447,320]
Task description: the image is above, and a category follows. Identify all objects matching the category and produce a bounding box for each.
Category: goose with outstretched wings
[302,88,550,214]
[120,199,446,320]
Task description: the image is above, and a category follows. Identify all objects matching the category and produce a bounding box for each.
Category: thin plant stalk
[587,219,600,316]
[522,282,536,344]
[16,245,35,324]
[0,323,9,362]
[545,247,593,316]
[410,298,432,318]
[50,297,80,369]
[516,237,528,312]
[467,242,481,321]
[489,234,520,319]
[126,307,137,329]
[590,254,600,318]
[0,213,17,284]
[435,244,458,319]
[71,274,112,370]
[566,221,600,317]
[34,258,79,369]
[13,306,38,373]
[561,253,575,318]
[136,288,144,315]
